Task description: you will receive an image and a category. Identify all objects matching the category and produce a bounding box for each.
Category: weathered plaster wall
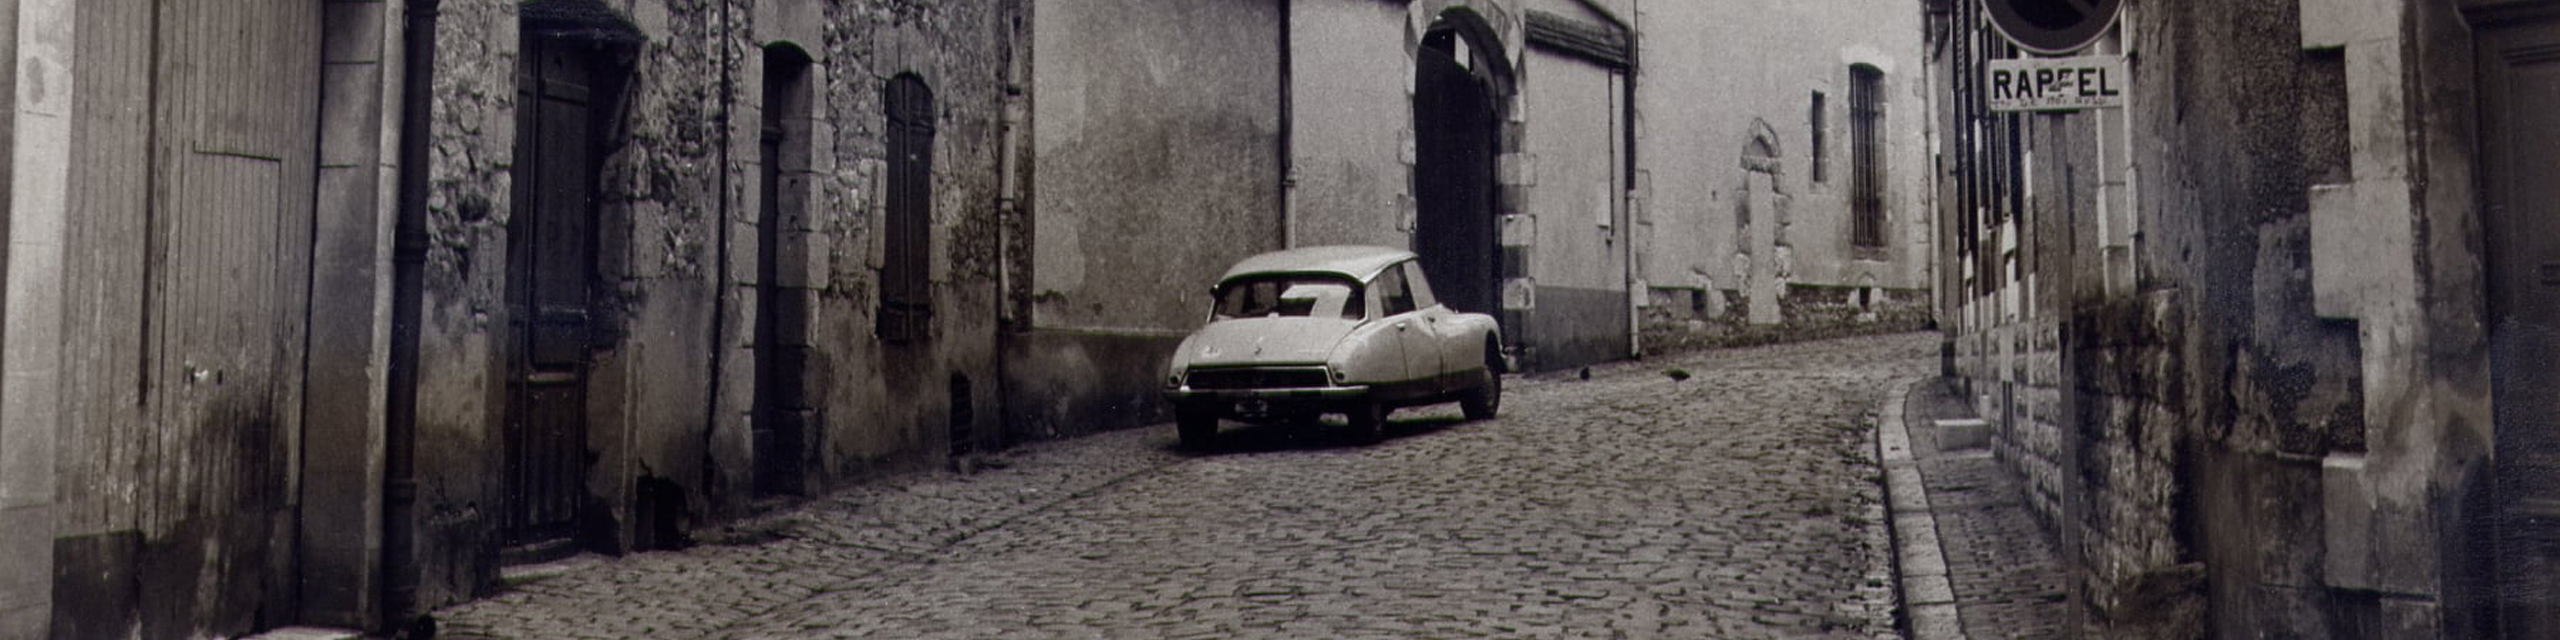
[1633,0,1930,302]
[1029,0,1280,332]
[412,0,517,609]
[1522,51,1620,291]
[1013,0,1280,439]
[1288,0,1409,248]
[1520,48,1628,367]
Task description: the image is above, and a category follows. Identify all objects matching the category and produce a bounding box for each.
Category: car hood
[1180,317,1358,366]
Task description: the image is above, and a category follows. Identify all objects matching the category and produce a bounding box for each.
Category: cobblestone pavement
[1903,380,2070,639]
[436,333,1938,639]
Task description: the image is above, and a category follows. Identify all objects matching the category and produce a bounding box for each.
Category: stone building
[1936,0,2560,636]
[1014,0,1941,438]
[0,0,1020,636]
[1635,0,1937,351]
[1009,0,1655,438]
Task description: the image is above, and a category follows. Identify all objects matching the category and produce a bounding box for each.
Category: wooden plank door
[2480,16,2560,639]
[140,0,321,631]
[504,38,602,548]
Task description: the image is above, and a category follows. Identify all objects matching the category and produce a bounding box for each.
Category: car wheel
[1346,401,1388,444]
[1462,346,1503,421]
[1176,406,1219,450]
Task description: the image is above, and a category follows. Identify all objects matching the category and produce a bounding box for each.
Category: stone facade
[1633,0,1934,351]
[1934,0,2543,637]
[1012,0,1659,439]
[402,0,1018,612]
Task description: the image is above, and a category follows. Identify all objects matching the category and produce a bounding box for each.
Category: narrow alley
[434,334,1934,639]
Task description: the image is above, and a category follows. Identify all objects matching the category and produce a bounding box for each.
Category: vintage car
[1163,246,1506,447]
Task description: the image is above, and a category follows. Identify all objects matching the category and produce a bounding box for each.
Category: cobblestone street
[435,333,1937,639]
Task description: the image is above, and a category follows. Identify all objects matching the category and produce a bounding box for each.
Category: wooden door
[2480,16,2560,638]
[1413,43,1500,317]
[879,74,935,343]
[504,38,602,548]
[139,0,321,631]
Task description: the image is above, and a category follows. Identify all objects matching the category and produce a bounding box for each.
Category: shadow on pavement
[1158,412,1475,455]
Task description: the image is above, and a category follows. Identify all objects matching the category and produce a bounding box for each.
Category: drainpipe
[1278,2,1294,249]
[1613,4,1640,358]
[384,0,439,630]
[995,0,1027,450]
[704,0,735,515]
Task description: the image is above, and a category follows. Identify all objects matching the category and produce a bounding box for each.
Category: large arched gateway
[1411,8,1513,336]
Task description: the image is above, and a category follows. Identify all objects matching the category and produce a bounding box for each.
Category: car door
[1403,260,1470,384]
[1372,264,1437,387]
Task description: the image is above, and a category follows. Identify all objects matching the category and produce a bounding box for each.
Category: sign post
[1986,56,2127,112]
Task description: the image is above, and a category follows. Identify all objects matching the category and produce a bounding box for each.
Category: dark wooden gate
[1413,38,1499,316]
[879,74,936,343]
[2481,16,2560,638]
[756,47,814,495]
[503,38,604,549]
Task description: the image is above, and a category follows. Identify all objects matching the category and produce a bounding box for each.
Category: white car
[1163,246,1505,447]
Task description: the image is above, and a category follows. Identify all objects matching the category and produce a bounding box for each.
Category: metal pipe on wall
[384,0,439,632]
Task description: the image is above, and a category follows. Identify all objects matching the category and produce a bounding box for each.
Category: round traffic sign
[1984,0,2123,55]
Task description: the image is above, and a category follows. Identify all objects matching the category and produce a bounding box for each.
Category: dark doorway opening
[502,36,619,559]
[1849,65,1886,249]
[879,74,936,344]
[2479,17,2560,639]
[1412,17,1504,319]
[755,44,815,497]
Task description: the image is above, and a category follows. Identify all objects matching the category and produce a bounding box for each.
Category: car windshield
[1212,275,1364,321]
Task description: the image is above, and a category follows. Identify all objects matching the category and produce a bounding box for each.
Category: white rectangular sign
[1987,56,2127,112]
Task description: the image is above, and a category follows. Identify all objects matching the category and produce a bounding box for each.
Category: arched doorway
[1412,9,1511,322]
[754,43,815,496]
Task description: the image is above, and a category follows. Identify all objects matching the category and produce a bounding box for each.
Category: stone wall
[1931,0,2509,636]
[1010,0,1282,440]
[406,0,1015,611]
[1640,284,1928,352]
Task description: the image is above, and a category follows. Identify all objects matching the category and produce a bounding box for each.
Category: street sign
[1985,0,2123,54]
[1986,56,2126,112]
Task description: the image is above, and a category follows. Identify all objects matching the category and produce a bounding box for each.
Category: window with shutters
[879,74,935,343]
[1850,65,1886,249]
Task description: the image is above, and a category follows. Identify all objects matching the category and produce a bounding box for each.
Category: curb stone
[1878,377,1964,640]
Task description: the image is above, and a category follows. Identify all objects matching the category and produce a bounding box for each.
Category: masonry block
[1938,418,1990,451]
[2300,0,2398,49]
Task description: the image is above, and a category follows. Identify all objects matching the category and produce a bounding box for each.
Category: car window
[1402,261,1438,310]
[1213,276,1364,320]
[1374,266,1416,316]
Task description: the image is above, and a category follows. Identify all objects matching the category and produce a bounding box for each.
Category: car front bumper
[1163,384,1371,402]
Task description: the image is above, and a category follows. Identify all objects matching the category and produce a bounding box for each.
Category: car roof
[1219,245,1415,283]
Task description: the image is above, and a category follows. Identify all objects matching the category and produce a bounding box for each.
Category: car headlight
[1330,367,1348,383]
[1168,372,1185,387]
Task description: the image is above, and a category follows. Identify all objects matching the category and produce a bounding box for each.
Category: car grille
[1185,367,1330,390]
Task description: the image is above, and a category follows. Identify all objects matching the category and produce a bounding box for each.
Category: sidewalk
[1885,379,2070,639]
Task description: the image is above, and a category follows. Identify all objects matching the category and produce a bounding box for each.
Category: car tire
[1347,401,1388,444]
[1176,407,1219,450]
[1461,346,1503,421]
